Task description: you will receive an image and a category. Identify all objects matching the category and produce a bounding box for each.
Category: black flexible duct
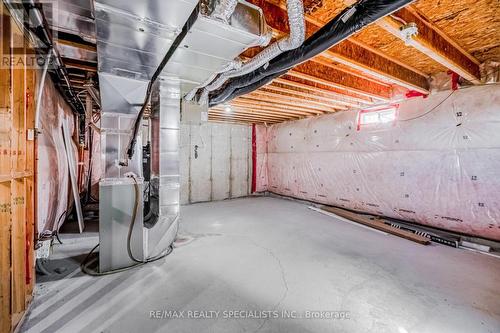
[209,0,414,106]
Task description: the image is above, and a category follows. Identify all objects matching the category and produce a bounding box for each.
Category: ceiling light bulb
[224,105,232,113]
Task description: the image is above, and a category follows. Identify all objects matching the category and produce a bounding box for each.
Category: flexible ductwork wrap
[209,0,414,106]
[194,0,305,104]
[184,59,243,102]
[211,0,239,22]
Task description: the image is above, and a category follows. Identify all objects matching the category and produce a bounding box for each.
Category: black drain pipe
[209,0,414,107]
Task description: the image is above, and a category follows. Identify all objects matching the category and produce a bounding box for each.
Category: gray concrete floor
[21,196,500,333]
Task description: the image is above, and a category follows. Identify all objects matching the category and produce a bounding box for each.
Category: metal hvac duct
[187,0,305,104]
[95,0,269,271]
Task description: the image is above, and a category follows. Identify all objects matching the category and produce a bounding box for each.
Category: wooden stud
[11,179,26,322]
[0,181,11,333]
[0,9,37,330]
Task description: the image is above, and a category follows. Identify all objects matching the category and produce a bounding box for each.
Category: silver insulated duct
[189,0,305,104]
[95,0,270,271]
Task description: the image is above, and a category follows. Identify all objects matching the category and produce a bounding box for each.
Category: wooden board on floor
[321,206,430,245]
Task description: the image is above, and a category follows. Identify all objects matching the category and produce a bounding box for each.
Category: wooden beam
[378,7,481,83]
[245,0,429,93]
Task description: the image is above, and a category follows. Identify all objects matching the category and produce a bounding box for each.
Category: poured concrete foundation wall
[180,122,252,204]
[256,85,500,241]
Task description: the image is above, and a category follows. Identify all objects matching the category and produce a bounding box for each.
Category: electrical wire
[80,244,173,276]
[399,90,455,122]
[126,174,142,263]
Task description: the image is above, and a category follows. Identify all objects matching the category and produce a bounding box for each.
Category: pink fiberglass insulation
[255,85,500,241]
[37,76,78,234]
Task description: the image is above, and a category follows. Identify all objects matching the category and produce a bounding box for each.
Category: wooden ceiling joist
[230,99,317,116]
[211,106,300,120]
[378,7,481,84]
[56,39,97,52]
[62,58,97,72]
[208,113,278,124]
[289,64,392,102]
[275,76,372,106]
[245,0,429,93]
[210,111,286,122]
[253,87,343,110]
[208,116,266,124]
[238,94,329,114]
[262,84,349,110]
[324,39,430,93]
[208,118,254,125]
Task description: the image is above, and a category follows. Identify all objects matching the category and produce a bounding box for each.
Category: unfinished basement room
[1,0,500,332]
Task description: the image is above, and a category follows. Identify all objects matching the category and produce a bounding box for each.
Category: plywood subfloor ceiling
[209,0,500,124]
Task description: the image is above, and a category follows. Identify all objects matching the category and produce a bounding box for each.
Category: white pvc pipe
[34,52,53,131]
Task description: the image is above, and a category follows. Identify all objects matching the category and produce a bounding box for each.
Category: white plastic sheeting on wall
[180,122,252,204]
[256,85,500,241]
[37,77,77,233]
